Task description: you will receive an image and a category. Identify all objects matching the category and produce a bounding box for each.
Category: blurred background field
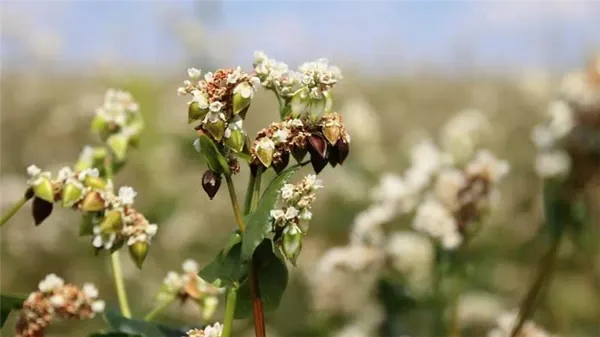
[1,2,599,337]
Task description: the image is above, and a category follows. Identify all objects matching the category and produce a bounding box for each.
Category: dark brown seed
[308,133,328,159]
[337,139,350,165]
[273,151,290,174]
[24,187,34,200]
[328,143,340,167]
[202,170,222,200]
[32,197,53,226]
[291,144,308,163]
[310,152,328,174]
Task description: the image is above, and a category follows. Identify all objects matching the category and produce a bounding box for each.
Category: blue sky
[2,1,599,75]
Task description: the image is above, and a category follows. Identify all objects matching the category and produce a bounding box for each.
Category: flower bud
[188,101,208,124]
[129,241,149,269]
[205,119,226,142]
[224,129,245,153]
[80,191,106,212]
[107,134,129,161]
[232,82,254,116]
[202,170,222,200]
[322,123,341,146]
[33,177,55,203]
[61,182,84,208]
[32,197,53,226]
[255,138,275,167]
[99,210,123,233]
[290,88,310,117]
[272,151,290,174]
[84,176,107,190]
[282,224,303,265]
[308,134,327,159]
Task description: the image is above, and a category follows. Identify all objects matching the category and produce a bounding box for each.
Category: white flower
[209,101,223,113]
[531,125,555,150]
[182,259,199,273]
[280,184,295,200]
[91,300,106,313]
[256,137,275,151]
[350,203,395,246]
[285,118,304,128]
[49,295,66,307]
[412,198,461,249]
[204,72,214,82]
[27,165,41,177]
[466,150,510,183]
[57,167,74,181]
[227,66,242,84]
[187,68,201,79]
[202,322,223,337]
[272,129,289,144]
[434,169,467,212]
[77,168,100,181]
[38,274,64,292]
[191,90,209,110]
[299,208,312,221]
[177,87,187,96]
[145,223,158,237]
[535,150,571,179]
[82,283,99,299]
[164,271,183,292]
[118,186,137,205]
[270,209,285,220]
[547,100,575,139]
[284,207,299,220]
[410,139,446,175]
[304,174,323,190]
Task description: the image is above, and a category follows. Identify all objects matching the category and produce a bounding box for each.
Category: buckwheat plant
[311,110,509,336]
[509,55,600,337]
[176,52,349,337]
[0,89,210,336]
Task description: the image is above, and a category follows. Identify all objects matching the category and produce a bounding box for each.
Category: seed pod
[308,134,327,159]
[32,197,53,226]
[272,151,290,174]
[224,129,245,153]
[337,139,350,165]
[188,101,208,124]
[202,170,222,200]
[83,176,107,189]
[129,241,149,269]
[282,224,303,266]
[291,144,308,163]
[99,210,123,233]
[255,138,275,167]
[310,152,328,174]
[322,123,341,146]
[107,134,129,161]
[61,182,84,208]
[81,191,106,212]
[232,82,254,116]
[328,143,340,167]
[205,119,226,142]
[32,177,54,203]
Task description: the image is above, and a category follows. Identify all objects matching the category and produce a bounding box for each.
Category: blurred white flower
[434,168,467,212]
[82,283,99,299]
[535,150,571,179]
[547,100,575,139]
[182,259,199,274]
[187,67,201,79]
[118,186,137,205]
[386,231,434,295]
[412,198,462,250]
[440,109,492,163]
[38,274,64,293]
[466,150,510,183]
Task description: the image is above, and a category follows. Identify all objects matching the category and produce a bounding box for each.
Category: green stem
[510,235,562,337]
[225,175,245,232]
[0,193,30,227]
[244,173,257,215]
[111,250,132,318]
[251,168,263,211]
[144,296,175,321]
[221,287,238,337]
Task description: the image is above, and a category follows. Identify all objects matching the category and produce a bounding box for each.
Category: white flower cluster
[440,109,493,164]
[90,184,158,250]
[253,51,342,101]
[186,322,223,337]
[159,259,223,320]
[487,311,555,337]
[94,89,139,127]
[17,274,105,337]
[270,174,323,263]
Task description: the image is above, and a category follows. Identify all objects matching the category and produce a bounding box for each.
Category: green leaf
[234,240,289,318]
[241,166,298,261]
[543,181,570,239]
[223,230,242,256]
[103,308,197,337]
[198,242,248,287]
[198,134,231,176]
[1,294,27,328]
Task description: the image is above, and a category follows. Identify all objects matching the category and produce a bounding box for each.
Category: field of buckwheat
[1,4,599,337]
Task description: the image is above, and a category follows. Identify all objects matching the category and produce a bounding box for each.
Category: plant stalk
[111,251,132,318]
[0,194,30,227]
[144,296,175,321]
[221,286,238,337]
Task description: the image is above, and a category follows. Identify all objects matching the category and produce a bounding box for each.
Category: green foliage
[197,133,231,176]
[0,294,26,328]
[234,240,289,319]
[198,242,249,287]
[241,166,298,261]
[101,308,199,337]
